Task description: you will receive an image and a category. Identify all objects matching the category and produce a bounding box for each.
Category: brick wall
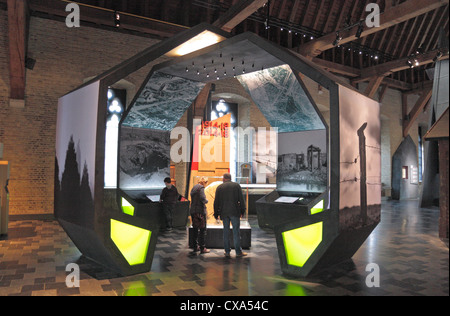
[0,12,159,214]
[0,11,428,215]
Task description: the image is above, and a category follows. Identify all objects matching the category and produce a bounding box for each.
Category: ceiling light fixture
[265,0,271,30]
[114,11,120,28]
[165,30,226,57]
[433,51,443,63]
[415,46,424,55]
[333,31,342,47]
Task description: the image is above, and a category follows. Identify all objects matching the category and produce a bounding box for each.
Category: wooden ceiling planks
[7,0,448,89]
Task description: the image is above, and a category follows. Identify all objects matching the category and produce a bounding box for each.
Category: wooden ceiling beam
[309,57,415,91]
[391,21,410,57]
[398,16,419,57]
[26,0,188,39]
[312,57,361,77]
[298,0,310,27]
[382,76,412,91]
[403,80,434,95]
[414,5,441,54]
[333,0,350,32]
[378,84,388,102]
[289,0,301,23]
[424,4,449,52]
[298,0,449,58]
[322,0,337,33]
[311,0,326,31]
[353,48,448,83]
[365,75,385,98]
[7,0,29,101]
[403,87,433,137]
[212,0,267,32]
[287,0,301,48]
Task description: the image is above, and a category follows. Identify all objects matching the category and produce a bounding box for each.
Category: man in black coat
[160,177,178,231]
[214,173,247,258]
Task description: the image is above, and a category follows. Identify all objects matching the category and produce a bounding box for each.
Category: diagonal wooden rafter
[298,0,449,59]
[365,76,385,98]
[293,51,414,91]
[403,87,433,137]
[212,0,267,32]
[352,49,449,83]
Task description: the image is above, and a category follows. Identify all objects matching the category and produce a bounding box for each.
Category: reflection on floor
[0,200,448,296]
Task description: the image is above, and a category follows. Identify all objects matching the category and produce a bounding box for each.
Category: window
[402,166,408,179]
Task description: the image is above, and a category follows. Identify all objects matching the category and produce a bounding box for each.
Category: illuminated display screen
[277,130,327,193]
[119,126,170,190]
[104,88,125,188]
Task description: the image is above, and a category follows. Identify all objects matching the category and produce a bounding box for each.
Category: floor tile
[0,200,448,296]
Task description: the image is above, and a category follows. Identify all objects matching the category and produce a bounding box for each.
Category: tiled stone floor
[0,200,448,296]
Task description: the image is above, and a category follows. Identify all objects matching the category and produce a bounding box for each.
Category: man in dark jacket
[160,177,178,231]
[214,173,247,258]
[190,176,210,254]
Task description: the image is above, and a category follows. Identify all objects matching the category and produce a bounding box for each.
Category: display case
[54,24,380,277]
[243,184,276,215]
[118,188,190,229]
[191,176,249,223]
[188,176,251,249]
[256,190,328,229]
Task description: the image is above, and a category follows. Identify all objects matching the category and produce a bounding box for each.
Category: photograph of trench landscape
[54,24,381,277]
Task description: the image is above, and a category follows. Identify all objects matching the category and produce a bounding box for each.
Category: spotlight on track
[333,32,342,47]
[433,51,443,63]
[114,11,120,28]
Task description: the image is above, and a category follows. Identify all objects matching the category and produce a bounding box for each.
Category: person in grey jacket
[214,173,247,258]
[190,177,210,254]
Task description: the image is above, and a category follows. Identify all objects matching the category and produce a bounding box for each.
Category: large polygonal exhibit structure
[55,23,381,277]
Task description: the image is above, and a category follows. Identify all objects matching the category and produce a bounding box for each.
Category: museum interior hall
[0,0,448,297]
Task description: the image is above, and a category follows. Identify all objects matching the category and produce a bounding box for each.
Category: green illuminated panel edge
[121,197,135,216]
[282,221,323,268]
[310,199,324,215]
[110,219,151,266]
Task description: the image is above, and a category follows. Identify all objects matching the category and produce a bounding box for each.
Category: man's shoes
[236,252,248,257]
[224,252,231,258]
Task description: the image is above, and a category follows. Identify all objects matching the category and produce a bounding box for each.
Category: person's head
[164,177,172,188]
[222,173,232,182]
[199,176,208,187]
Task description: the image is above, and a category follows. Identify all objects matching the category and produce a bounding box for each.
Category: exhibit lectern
[0,161,10,236]
[55,23,381,277]
[119,189,190,229]
[188,177,251,249]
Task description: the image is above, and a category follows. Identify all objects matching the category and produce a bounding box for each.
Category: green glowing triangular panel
[310,199,324,215]
[121,197,135,216]
[110,219,151,266]
[282,222,323,268]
